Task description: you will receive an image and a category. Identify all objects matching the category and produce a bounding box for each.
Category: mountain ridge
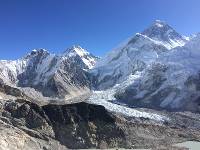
[0,46,98,101]
[90,20,200,112]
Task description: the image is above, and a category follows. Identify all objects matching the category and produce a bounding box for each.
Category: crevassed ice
[88,73,168,122]
[88,90,168,122]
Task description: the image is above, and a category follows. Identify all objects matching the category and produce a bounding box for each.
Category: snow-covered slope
[141,20,188,49]
[88,20,200,112]
[115,33,200,112]
[0,46,98,100]
[91,20,189,89]
[0,59,27,85]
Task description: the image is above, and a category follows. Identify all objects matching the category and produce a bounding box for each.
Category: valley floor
[174,141,200,150]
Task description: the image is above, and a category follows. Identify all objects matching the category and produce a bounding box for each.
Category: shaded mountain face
[0,46,98,99]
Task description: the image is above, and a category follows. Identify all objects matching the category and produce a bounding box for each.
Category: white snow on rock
[64,45,98,69]
[91,20,189,90]
[0,46,98,85]
[0,59,28,85]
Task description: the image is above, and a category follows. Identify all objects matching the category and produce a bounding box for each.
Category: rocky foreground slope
[0,81,199,150]
[0,78,199,150]
[1,98,200,150]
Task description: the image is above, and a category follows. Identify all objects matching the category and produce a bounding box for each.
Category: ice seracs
[88,90,168,122]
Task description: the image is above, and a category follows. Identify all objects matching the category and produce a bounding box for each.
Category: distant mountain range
[0,46,98,102]
[0,20,200,113]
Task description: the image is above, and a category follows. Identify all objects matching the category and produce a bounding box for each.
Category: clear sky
[0,0,200,59]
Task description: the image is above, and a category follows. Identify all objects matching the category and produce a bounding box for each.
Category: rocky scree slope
[1,99,200,150]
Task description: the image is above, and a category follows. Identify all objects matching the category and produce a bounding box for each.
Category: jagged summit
[92,20,192,92]
[141,20,188,49]
[24,48,50,59]
[143,20,174,35]
[31,48,48,53]
[64,45,98,69]
[0,45,98,100]
[91,20,200,112]
[64,45,90,57]
[153,20,167,27]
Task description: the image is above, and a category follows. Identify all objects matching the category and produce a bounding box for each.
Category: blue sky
[0,0,200,59]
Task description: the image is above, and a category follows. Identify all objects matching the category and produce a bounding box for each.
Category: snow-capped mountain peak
[64,45,98,69]
[143,20,175,37]
[24,48,50,60]
[0,45,99,100]
[64,45,89,57]
[91,20,200,112]
[141,20,188,49]
[92,20,192,90]
[154,20,167,28]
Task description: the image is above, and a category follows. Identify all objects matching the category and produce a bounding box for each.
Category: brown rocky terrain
[0,97,200,150]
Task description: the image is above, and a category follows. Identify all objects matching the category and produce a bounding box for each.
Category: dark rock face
[34,57,91,98]
[43,103,125,148]
[0,80,25,98]
[0,100,126,149]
